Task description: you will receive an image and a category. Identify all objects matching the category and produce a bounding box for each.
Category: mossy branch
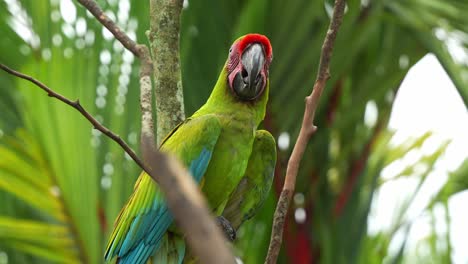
[149,0,185,145]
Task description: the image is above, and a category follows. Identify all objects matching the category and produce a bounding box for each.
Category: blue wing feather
[105,115,221,264]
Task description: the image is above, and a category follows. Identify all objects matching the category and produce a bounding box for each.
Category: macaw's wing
[153,233,185,264]
[222,130,276,230]
[104,115,221,264]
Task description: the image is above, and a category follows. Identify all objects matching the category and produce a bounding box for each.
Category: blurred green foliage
[0,0,467,263]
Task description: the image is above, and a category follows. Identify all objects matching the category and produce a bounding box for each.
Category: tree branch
[145,1,233,261]
[149,0,185,144]
[264,0,347,263]
[76,0,155,144]
[76,0,142,58]
[0,63,147,171]
[139,46,157,147]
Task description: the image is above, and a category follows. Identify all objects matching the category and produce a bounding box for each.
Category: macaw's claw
[216,216,237,242]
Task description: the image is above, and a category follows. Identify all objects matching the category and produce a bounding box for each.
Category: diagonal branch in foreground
[141,136,235,264]
[264,0,347,263]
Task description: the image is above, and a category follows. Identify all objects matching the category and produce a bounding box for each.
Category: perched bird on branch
[104,34,276,264]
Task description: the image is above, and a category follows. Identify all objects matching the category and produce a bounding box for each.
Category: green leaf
[0,217,80,263]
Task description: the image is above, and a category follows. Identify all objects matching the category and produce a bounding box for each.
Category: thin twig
[76,0,141,57]
[76,0,155,143]
[264,0,347,263]
[0,63,147,171]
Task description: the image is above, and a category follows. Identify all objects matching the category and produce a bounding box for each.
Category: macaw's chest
[201,116,257,212]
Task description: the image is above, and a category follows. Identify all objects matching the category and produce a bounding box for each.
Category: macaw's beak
[232,43,266,100]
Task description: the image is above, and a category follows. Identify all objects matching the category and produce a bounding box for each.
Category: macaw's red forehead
[237,34,272,58]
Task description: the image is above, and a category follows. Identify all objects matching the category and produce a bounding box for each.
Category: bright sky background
[368,54,468,263]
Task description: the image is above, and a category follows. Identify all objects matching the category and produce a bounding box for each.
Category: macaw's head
[226,34,273,101]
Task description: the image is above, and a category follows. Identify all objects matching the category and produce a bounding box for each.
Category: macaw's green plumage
[104,33,276,264]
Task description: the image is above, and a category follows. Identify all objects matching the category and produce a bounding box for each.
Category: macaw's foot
[216,216,237,242]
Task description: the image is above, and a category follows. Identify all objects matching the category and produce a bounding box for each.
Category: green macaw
[104,34,276,264]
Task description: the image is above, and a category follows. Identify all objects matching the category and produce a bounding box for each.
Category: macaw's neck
[194,68,269,127]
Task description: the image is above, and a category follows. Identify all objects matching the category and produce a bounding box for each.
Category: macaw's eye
[231,43,266,101]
